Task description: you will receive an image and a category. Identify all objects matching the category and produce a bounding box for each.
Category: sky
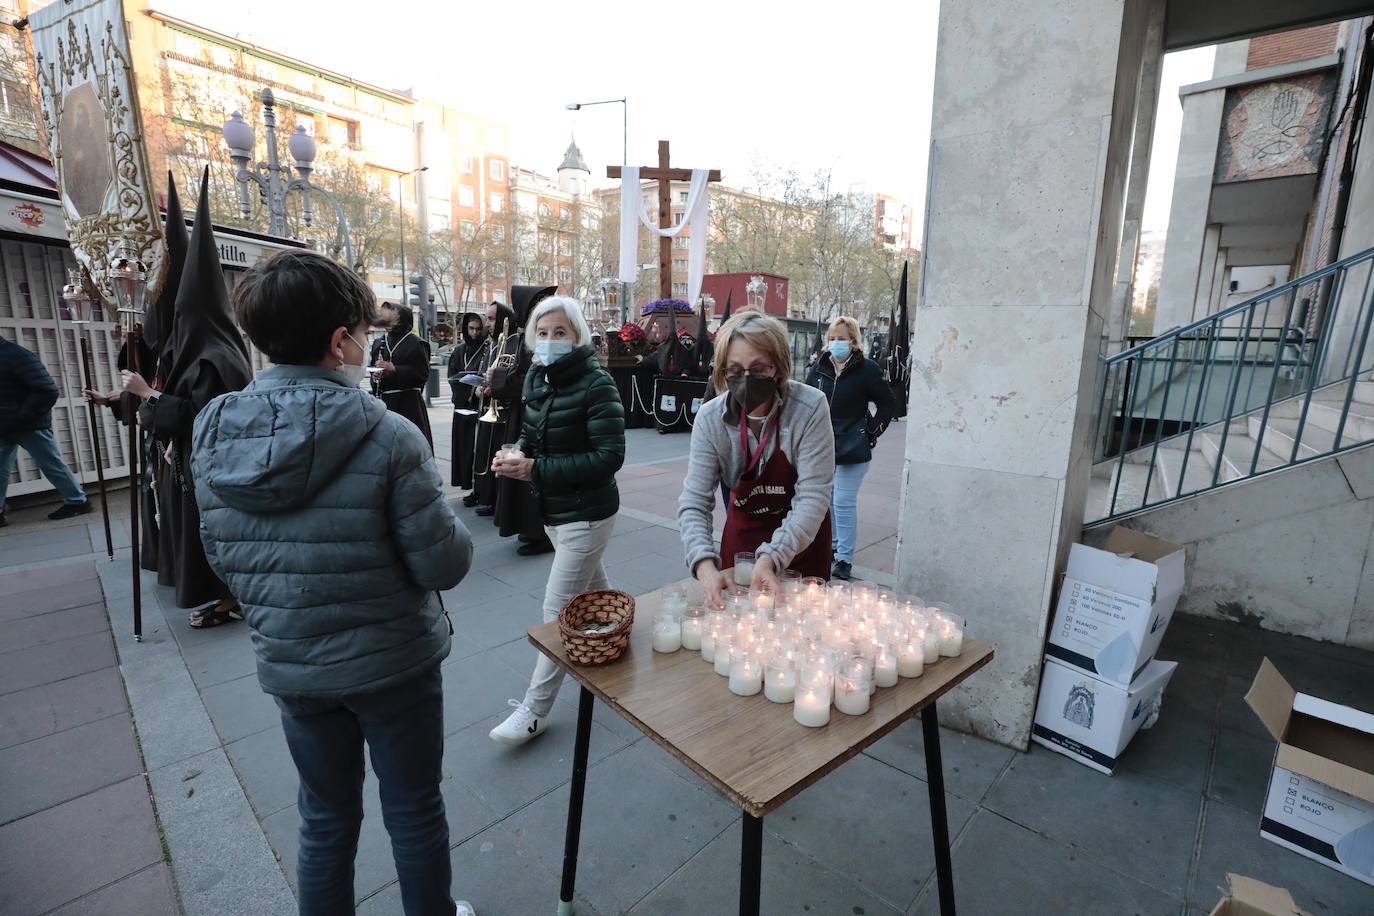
[152,0,1209,240]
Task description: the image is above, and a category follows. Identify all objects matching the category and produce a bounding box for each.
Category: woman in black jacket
[805,315,897,580]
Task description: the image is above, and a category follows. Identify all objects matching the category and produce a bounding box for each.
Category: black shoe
[516,539,554,557]
[475,505,495,517]
[831,560,852,581]
[48,500,93,521]
[461,493,479,507]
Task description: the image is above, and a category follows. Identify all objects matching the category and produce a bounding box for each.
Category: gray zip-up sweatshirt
[678,381,835,574]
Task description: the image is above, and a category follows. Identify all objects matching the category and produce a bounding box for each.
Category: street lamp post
[565,97,627,165]
[223,87,355,267]
[395,165,428,308]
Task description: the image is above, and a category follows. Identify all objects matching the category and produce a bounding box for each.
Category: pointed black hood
[161,167,252,404]
[510,284,556,327]
[492,302,517,339]
[145,172,188,370]
[690,302,713,376]
[720,290,732,322]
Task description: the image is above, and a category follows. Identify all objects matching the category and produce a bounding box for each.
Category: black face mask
[727,375,778,414]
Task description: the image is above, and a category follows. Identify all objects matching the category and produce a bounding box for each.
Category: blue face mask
[828,340,851,361]
[535,339,574,365]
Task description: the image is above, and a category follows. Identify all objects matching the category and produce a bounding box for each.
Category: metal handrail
[1089,245,1374,523]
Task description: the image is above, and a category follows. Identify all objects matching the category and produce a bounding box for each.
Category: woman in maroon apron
[678,312,836,609]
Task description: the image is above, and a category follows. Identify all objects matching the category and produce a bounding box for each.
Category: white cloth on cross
[618,166,711,309]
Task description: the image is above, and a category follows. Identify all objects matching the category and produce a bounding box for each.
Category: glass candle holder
[852,580,878,603]
[781,569,804,599]
[726,592,750,621]
[897,635,925,678]
[833,661,871,716]
[764,654,796,703]
[793,666,832,727]
[661,584,689,617]
[936,612,965,657]
[652,606,682,653]
[733,551,756,587]
[872,643,899,688]
[680,605,705,651]
[728,650,764,697]
[714,633,736,677]
[700,618,721,663]
[846,650,877,697]
[920,627,941,664]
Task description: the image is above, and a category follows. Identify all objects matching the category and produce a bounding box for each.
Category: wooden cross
[608,140,722,303]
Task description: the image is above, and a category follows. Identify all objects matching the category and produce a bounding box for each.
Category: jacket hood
[196,365,388,513]
[510,284,556,326]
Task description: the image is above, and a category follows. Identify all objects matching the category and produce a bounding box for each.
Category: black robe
[447,320,488,489]
[491,336,543,540]
[371,331,433,450]
[472,304,517,508]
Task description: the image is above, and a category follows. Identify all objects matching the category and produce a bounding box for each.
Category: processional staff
[108,246,148,642]
[61,271,113,560]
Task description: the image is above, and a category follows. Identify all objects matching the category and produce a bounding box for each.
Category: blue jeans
[0,428,87,506]
[275,667,454,916]
[831,460,871,564]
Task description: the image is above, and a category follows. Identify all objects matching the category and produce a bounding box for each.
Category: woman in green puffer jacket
[487,296,626,747]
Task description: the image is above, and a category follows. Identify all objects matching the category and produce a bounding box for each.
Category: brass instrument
[478,327,515,424]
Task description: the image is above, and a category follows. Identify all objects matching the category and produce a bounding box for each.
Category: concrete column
[1192,224,1222,323]
[1209,249,1230,317]
[899,0,1161,749]
[1108,0,1166,353]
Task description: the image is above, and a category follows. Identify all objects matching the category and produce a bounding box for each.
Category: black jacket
[0,337,60,439]
[806,352,897,464]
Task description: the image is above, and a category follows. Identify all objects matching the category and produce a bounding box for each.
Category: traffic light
[408,274,426,308]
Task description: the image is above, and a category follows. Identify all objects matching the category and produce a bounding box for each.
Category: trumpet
[478,327,515,424]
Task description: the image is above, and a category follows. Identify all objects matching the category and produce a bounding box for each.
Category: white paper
[458,374,484,386]
[454,409,478,417]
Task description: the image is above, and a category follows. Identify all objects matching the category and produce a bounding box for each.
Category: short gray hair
[525,295,591,350]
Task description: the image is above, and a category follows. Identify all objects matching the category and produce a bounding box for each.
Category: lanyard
[740,407,777,479]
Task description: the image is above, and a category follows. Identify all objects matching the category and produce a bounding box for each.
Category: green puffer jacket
[520,345,626,526]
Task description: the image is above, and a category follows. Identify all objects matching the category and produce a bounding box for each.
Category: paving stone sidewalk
[2,414,1373,914]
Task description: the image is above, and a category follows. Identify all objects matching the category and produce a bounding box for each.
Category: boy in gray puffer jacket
[192,250,476,916]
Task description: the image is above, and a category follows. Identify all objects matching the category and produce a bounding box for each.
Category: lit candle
[714,640,734,677]
[652,619,682,653]
[734,560,754,587]
[764,666,796,703]
[897,641,925,678]
[680,617,703,651]
[922,629,940,664]
[938,620,964,657]
[728,657,764,696]
[834,676,870,716]
[873,651,899,688]
[793,687,830,727]
[701,626,718,663]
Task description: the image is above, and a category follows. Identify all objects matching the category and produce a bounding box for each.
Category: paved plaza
[2,413,1373,915]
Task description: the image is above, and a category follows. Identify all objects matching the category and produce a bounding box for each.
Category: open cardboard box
[1047,527,1185,688]
[1246,659,1374,886]
[1206,874,1309,916]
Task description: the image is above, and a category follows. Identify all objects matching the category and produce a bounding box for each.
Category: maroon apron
[719,409,833,580]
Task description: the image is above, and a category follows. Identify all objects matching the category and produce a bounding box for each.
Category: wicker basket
[558,589,636,666]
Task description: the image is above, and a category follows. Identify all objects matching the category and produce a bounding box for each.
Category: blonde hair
[827,316,862,352]
[711,311,792,394]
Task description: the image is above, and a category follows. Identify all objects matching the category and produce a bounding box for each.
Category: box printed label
[1263,767,1374,880]
[1048,579,1147,682]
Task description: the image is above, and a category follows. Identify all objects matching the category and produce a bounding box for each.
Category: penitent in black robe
[371,329,433,450]
[447,314,487,489]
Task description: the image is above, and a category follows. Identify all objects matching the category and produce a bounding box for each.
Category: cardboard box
[1206,874,1310,916]
[1046,527,1185,687]
[1031,657,1177,774]
[1246,658,1374,887]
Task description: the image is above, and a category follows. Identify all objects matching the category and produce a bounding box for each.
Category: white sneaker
[455,902,476,916]
[489,699,547,746]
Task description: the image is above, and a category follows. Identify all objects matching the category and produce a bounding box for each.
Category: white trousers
[523,516,616,716]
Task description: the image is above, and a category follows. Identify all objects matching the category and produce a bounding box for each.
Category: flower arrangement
[642,297,693,315]
[618,322,647,344]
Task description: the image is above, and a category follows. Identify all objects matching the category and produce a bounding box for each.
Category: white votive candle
[764,667,796,703]
[700,628,718,663]
[874,653,899,688]
[793,687,831,727]
[938,624,964,658]
[652,620,682,653]
[922,631,940,664]
[834,678,870,716]
[728,661,763,697]
[897,643,925,678]
[714,645,733,677]
[680,617,703,651]
[735,561,754,587]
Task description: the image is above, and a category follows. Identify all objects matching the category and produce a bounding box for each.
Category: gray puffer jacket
[192,364,472,698]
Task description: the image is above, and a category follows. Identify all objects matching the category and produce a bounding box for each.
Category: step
[1199,428,1287,483]
[1249,414,1333,462]
[1155,441,1217,498]
[1298,399,1374,444]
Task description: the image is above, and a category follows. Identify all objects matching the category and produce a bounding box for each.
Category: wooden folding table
[528,584,994,916]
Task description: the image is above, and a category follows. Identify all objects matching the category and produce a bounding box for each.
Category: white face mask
[338,332,369,387]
